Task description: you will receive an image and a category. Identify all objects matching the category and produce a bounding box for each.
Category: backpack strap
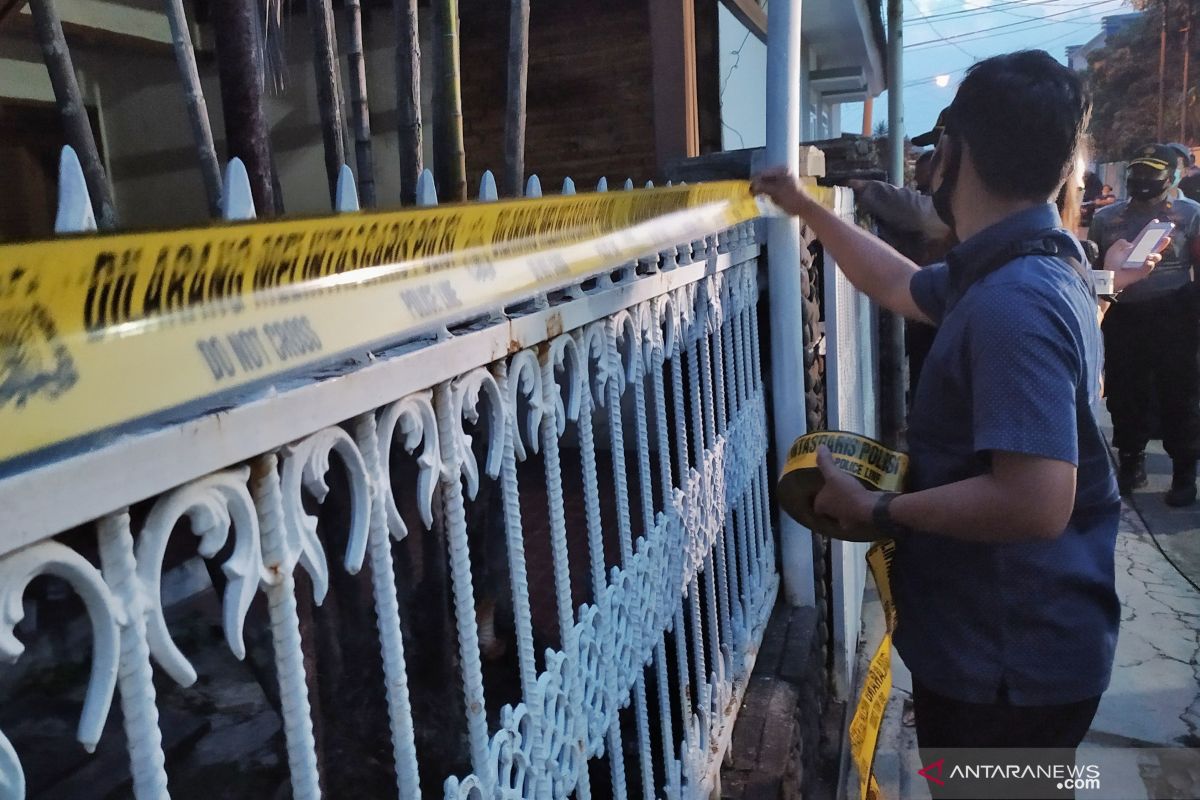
[947,229,1093,310]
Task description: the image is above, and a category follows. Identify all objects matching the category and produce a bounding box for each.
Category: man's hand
[1103,236,1167,293]
[750,166,815,217]
[812,446,877,533]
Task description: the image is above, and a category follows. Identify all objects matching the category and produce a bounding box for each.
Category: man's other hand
[813,445,876,532]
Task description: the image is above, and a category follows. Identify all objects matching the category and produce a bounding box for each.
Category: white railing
[0,153,779,798]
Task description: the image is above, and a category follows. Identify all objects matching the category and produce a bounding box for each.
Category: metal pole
[29,0,118,229]
[862,95,874,137]
[887,0,904,184]
[162,0,222,218]
[765,0,815,608]
[879,0,907,448]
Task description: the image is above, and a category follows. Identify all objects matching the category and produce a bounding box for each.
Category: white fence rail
[0,151,779,798]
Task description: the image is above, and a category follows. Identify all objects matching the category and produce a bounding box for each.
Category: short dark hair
[946,50,1090,200]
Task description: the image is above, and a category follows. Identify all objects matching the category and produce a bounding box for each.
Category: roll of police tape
[0,181,760,467]
[776,430,908,541]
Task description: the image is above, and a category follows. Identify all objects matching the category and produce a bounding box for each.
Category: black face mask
[931,137,961,230]
[1127,176,1170,202]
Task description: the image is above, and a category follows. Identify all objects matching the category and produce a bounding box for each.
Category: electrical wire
[907,0,981,61]
[906,1,1127,51]
[913,0,1099,23]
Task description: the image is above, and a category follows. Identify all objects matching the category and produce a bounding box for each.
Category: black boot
[1117,451,1148,496]
[1165,460,1198,507]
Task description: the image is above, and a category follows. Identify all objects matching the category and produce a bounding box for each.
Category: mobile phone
[1122,220,1175,269]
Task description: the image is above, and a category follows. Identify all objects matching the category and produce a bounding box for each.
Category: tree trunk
[431,0,467,202]
[309,0,348,207]
[346,0,376,207]
[502,0,530,198]
[28,0,117,229]
[211,0,276,216]
[162,0,223,217]
[395,0,423,205]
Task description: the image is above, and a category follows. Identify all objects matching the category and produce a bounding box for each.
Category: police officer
[1090,143,1200,505]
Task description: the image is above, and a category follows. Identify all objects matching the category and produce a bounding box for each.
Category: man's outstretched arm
[751,167,934,324]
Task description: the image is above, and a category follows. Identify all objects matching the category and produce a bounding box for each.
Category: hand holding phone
[1122,220,1175,269]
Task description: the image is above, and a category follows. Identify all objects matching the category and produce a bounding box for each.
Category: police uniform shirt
[1088,196,1200,303]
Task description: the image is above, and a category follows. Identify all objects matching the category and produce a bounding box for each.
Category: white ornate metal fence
[0,152,780,799]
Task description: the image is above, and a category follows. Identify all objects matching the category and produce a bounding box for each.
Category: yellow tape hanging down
[777,431,906,800]
[0,181,759,467]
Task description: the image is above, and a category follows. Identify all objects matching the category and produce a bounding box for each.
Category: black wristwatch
[872,492,903,538]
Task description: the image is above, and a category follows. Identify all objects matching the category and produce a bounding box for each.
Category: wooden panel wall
[459,0,658,194]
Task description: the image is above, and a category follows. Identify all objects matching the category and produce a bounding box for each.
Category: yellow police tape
[850,539,897,800]
[0,181,759,466]
[777,430,908,541]
[777,431,907,800]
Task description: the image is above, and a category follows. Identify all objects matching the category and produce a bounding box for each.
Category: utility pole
[887,0,904,185]
[1158,0,1168,141]
[881,0,907,451]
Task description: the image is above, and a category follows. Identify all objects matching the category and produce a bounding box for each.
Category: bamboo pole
[309,0,348,206]
[211,0,276,215]
[346,0,377,207]
[28,0,117,229]
[1182,3,1191,143]
[432,0,467,202]
[1158,0,1168,141]
[162,0,223,217]
[502,0,530,197]
[395,0,423,205]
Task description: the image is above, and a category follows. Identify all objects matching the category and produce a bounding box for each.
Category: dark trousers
[1103,289,1200,462]
[914,681,1101,799]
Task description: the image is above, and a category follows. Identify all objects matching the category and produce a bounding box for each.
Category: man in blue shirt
[752,51,1120,753]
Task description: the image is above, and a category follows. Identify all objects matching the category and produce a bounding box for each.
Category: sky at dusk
[718,0,1138,149]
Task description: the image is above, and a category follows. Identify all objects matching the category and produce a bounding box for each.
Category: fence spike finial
[623,178,634,191]
[335,165,360,212]
[479,170,498,201]
[54,145,97,234]
[416,169,438,206]
[221,158,257,221]
[524,174,542,198]
[596,177,608,192]
[562,177,576,195]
